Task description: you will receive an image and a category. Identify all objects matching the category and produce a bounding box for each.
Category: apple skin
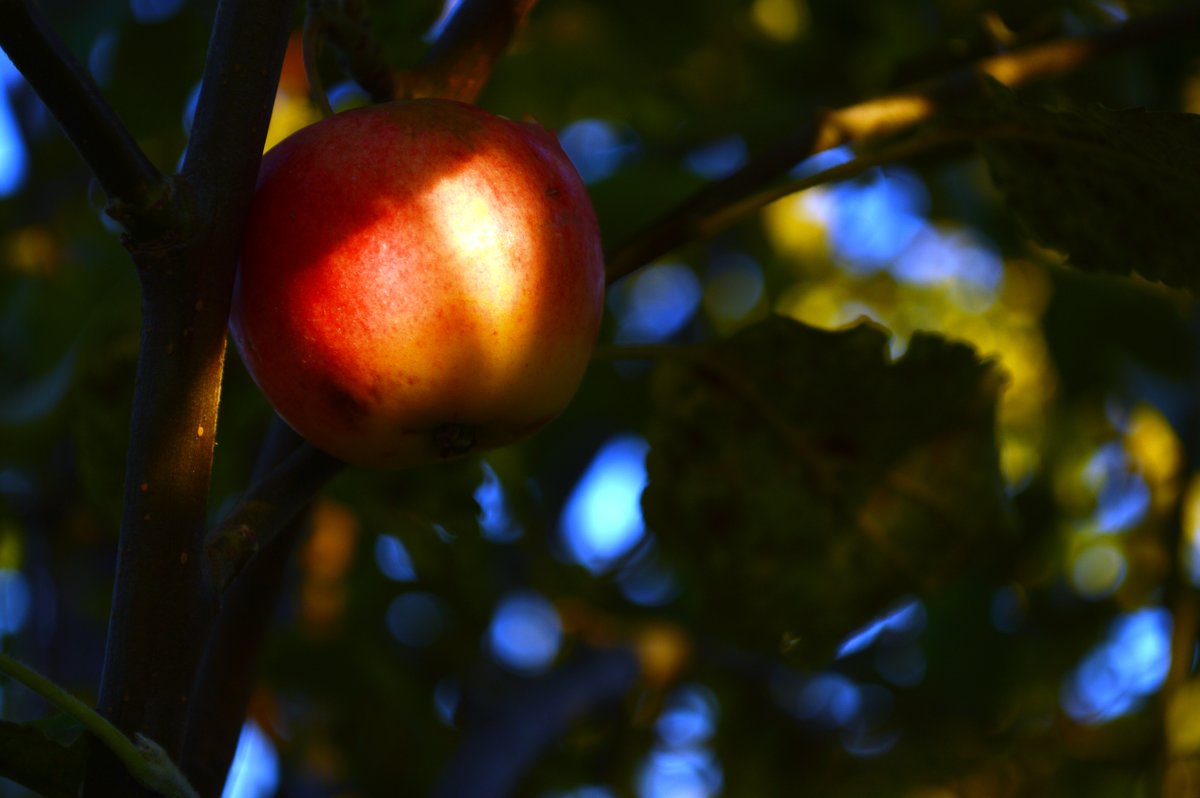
[230,99,605,467]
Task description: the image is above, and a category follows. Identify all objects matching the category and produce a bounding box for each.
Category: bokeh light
[826,168,929,272]
[0,569,31,636]
[386,591,449,648]
[558,119,638,184]
[702,251,764,325]
[637,748,723,798]
[656,685,718,748]
[1062,607,1171,724]
[775,671,862,729]
[1069,542,1126,599]
[374,534,417,582]
[87,29,118,87]
[221,721,279,798]
[750,0,810,41]
[434,677,459,726]
[616,541,679,607]
[836,598,925,658]
[684,135,747,180]
[560,435,649,573]
[1082,441,1150,533]
[609,263,702,344]
[486,591,562,674]
[0,49,28,199]
[639,683,723,798]
[425,0,466,42]
[130,0,186,25]
[476,461,522,542]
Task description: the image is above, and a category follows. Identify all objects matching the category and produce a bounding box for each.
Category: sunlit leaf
[643,316,1013,660]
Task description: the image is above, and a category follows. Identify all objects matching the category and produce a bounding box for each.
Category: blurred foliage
[975,87,1200,290]
[3,0,1200,797]
[643,317,1011,661]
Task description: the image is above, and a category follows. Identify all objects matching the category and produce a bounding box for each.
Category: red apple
[230,99,605,467]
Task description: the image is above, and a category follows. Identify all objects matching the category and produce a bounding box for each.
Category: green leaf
[642,316,1013,661]
[0,714,88,798]
[977,91,1200,289]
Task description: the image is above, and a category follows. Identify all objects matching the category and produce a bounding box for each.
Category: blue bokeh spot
[374,534,417,582]
[221,721,279,798]
[684,135,747,180]
[561,435,649,573]
[1062,607,1171,724]
[487,591,562,673]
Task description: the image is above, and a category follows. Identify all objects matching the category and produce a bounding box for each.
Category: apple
[230,99,605,467]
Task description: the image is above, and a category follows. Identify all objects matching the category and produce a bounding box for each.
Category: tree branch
[604,2,1200,285]
[307,0,396,104]
[0,0,166,225]
[431,647,640,798]
[183,420,320,797]
[85,0,295,794]
[206,438,343,597]
[401,0,538,103]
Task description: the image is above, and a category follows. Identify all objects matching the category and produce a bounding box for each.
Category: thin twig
[0,0,166,227]
[604,3,1200,284]
[0,653,199,798]
[183,419,319,796]
[206,440,344,597]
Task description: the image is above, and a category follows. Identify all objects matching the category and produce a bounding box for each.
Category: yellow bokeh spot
[763,190,832,266]
[1168,680,1200,756]
[299,500,358,634]
[751,0,809,42]
[0,524,22,571]
[634,621,691,688]
[264,91,322,153]
[1126,404,1182,508]
[6,226,59,276]
[1000,437,1039,488]
[1183,60,1200,114]
[1069,541,1126,599]
[1182,474,1200,558]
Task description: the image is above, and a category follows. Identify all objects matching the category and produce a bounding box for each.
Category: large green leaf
[978,92,1200,289]
[643,316,1012,661]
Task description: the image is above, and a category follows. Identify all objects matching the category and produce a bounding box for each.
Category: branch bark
[206,438,343,596]
[604,2,1200,285]
[431,647,640,798]
[404,0,538,103]
[83,0,295,795]
[0,0,166,229]
[182,420,317,798]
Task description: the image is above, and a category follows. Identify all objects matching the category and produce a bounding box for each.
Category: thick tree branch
[206,438,343,596]
[604,2,1200,284]
[0,0,166,223]
[431,647,640,798]
[86,0,295,795]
